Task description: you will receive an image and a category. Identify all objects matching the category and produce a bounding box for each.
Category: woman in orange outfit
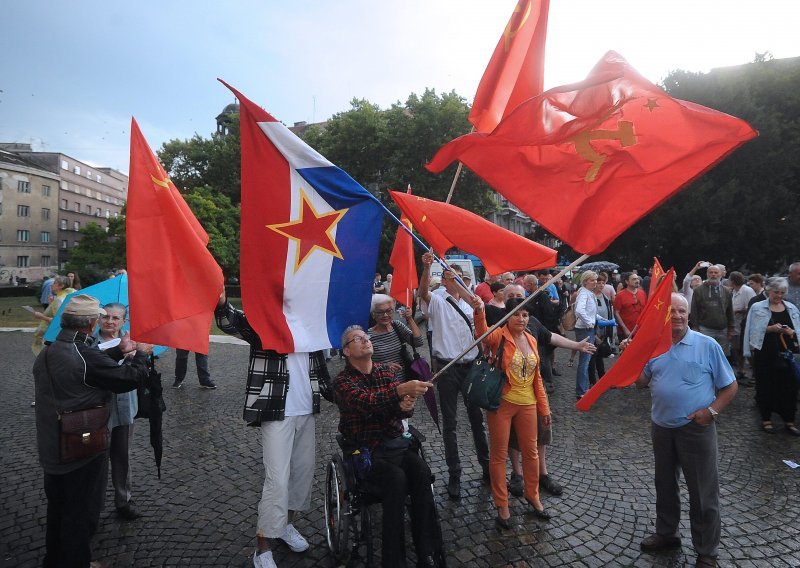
[470,295,552,529]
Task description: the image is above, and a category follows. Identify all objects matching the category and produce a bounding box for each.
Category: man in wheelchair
[334,324,444,568]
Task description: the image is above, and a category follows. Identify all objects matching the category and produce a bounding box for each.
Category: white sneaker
[253,550,277,568]
[279,523,309,552]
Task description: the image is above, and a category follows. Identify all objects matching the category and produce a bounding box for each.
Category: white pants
[256,414,315,538]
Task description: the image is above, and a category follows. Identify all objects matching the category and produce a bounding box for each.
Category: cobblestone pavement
[2,330,799,567]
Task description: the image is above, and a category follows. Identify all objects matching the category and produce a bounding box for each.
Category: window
[41,255,51,266]
[60,219,68,230]
[61,240,68,249]
[17,230,30,242]
[42,185,51,197]
[73,202,80,212]
[17,205,30,217]
[17,180,31,193]
[86,170,92,179]
[60,180,69,190]
[73,241,79,247]
[96,191,102,199]
[42,208,50,220]
[85,205,92,214]
[96,175,102,183]
[60,199,68,210]
[105,209,110,218]
[17,256,29,268]
[114,212,119,218]
[74,166,81,175]
[73,221,80,231]
[61,160,69,170]
[41,231,50,243]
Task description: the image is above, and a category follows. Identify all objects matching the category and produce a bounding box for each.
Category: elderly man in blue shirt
[635,293,738,568]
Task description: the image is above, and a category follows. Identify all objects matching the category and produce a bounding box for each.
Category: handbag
[779,335,800,384]
[466,337,507,411]
[44,350,110,463]
[391,322,416,376]
[561,304,577,331]
[597,336,613,358]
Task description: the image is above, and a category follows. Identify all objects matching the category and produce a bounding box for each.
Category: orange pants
[486,399,539,508]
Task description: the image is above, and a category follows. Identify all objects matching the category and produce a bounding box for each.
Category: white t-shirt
[420,291,478,361]
[284,352,313,417]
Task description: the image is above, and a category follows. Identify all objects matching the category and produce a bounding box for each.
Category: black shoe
[447,475,461,500]
[172,378,183,389]
[552,368,562,377]
[116,502,141,520]
[495,515,512,530]
[640,533,681,552]
[199,381,217,390]
[524,498,552,520]
[539,474,563,496]
[508,474,524,497]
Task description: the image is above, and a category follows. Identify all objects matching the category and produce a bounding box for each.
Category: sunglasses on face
[344,335,371,347]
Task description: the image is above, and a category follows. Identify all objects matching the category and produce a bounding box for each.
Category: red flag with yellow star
[221,80,383,352]
[470,0,550,133]
[428,51,757,255]
[388,186,418,308]
[648,257,665,299]
[576,268,675,411]
[126,118,223,354]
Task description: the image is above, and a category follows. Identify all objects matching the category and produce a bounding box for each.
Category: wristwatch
[707,406,719,421]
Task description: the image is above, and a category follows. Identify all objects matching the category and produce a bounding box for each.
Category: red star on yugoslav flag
[266,189,347,272]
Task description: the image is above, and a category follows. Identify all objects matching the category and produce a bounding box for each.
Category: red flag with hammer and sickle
[428,51,757,255]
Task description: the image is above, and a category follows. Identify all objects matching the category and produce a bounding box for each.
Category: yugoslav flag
[220,80,383,352]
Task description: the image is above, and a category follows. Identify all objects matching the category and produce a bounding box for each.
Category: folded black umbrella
[135,357,166,478]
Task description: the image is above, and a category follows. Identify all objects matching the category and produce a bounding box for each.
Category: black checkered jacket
[214,301,333,425]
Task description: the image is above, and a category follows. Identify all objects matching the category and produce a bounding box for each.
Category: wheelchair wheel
[325,454,354,562]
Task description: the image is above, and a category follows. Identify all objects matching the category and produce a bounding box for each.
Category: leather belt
[435,357,474,368]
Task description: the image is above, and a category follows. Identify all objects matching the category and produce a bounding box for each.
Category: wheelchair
[324,426,447,567]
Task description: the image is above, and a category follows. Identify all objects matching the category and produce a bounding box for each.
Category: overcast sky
[2,0,798,173]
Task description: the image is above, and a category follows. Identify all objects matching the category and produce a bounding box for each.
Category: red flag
[576,268,675,411]
[389,187,418,308]
[428,51,758,255]
[127,118,224,354]
[469,0,550,133]
[389,190,556,275]
[648,257,665,298]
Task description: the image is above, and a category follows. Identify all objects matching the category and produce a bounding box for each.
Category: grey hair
[53,275,71,288]
[789,262,800,272]
[370,294,395,312]
[710,264,724,272]
[765,277,789,293]
[340,324,364,348]
[671,292,689,308]
[103,302,128,318]
[503,284,525,299]
[61,313,94,330]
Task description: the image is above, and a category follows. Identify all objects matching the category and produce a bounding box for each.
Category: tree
[66,217,126,285]
[304,89,497,273]
[182,186,240,276]
[600,56,800,275]
[158,116,241,204]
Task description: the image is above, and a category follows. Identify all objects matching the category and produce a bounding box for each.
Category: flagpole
[444,127,474,204]
[430,253,590,382]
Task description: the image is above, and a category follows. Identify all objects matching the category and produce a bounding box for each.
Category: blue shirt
[643,329,735,428]
[40,278,54,305]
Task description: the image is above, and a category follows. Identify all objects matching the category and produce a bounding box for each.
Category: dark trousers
[435,361,490,477]
[43,455,106,568]
[651,421,720,557]
[363,448,437,567]
[175,349,210,382]
[588,354,605,384]
[539,343,554,383]
[754,355,798,423]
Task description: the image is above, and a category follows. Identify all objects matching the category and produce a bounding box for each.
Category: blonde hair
[580,270,598,285]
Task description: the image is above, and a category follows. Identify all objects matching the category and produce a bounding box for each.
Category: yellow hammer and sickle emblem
[504,1,532,52]
[150,174,170,190]
[572,119,637,183]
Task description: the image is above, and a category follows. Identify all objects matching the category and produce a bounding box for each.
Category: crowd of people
[30,259,799,567]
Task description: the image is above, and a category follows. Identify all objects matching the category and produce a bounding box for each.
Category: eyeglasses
[344,335,371,347]
[101,315,124,321]
[372,309,393,316]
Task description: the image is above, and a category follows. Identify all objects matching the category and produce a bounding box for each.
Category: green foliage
[303,89,496,273]
[158,116,241,204]
[603,56,800,274]
[182,186,240,276]
[66,219,126,285]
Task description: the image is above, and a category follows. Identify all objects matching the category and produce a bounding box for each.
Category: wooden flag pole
[444,127,474,204]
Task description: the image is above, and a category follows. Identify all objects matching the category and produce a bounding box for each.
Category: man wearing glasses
[334,325,440,568]
[419,251,490,499]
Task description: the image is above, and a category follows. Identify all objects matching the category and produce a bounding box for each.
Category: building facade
[0,145,128,268]
[0,150,61,282]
